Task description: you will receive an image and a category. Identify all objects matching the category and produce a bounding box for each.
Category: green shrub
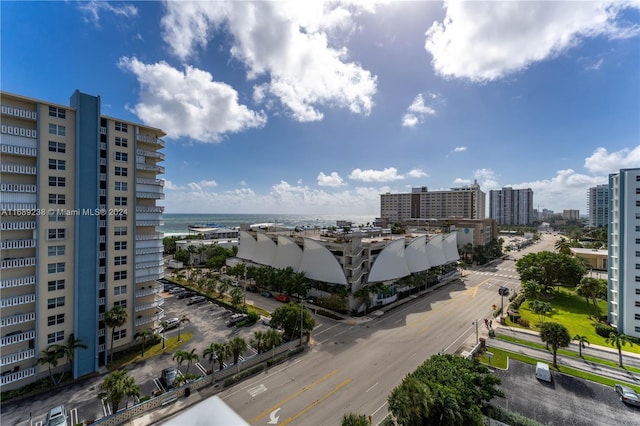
[316,309,343,320]
[139,395,151,403]
[484,405,543,426]
[223,363,265,386]
[493,307,502,318]
[595,323,617,338]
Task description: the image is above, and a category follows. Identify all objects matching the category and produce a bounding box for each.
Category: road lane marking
[421,324,430,332]
[248,384,268,397]
[470,286,479,298]
[279,379,352,426]
[365,382,379,393]
[371,401,387,416]
[313,324,340,336]
[408,352,417,360]
[249,369,339,423]
[334,329,348,337]
[222,358,303,399]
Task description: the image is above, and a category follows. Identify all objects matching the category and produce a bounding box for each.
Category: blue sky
[3,1,639,215]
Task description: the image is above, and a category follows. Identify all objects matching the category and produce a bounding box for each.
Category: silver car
[614,384,640,406]
[45,405,67,426]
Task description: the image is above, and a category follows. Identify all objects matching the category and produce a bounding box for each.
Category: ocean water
[159,213,378,236]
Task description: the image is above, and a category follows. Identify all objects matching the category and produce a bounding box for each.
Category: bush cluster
[484,405,544,426]
[594,323,617,338]
[508,293,526,311]
[517,318,530,328]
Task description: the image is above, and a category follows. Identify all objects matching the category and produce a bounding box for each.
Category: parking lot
[492,360,640,426]
[1,284,277,426]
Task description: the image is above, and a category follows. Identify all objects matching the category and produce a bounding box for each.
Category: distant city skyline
[3,1,639,214]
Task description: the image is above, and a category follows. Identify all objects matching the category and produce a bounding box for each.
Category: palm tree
[573,335,590,357]
[202,343,218,373]
[97,369,140,413]
[177,314,190,342]
[37,345,65,385]
[264,329,283,357]
[251,331,265,354]
[606,332,634,367]
[554,237,571,255]
[182,348,200,374]
[159,321,168,349]
[230,287,244,309]
[540,322,571,368]
[60,333,88,379]
[213,343,232,371]
[104,306,128,363]
[134,329,154,357]
[173,349,188,371]
[229,337,248,364]
[217,280,229,299]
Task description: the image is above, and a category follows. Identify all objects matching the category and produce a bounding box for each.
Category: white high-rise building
[587,184,609,228]
[608,168,640,339]
[489,187,534,225]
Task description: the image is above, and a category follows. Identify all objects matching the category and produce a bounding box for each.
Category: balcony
[0,204,38,213]
[0,221,36,231]
[0,144,37,157]
[1,105,37,120]
[136,177,164,186]
[135,311,165,327]
[136,133,165,147]
[100,126,107,135]
[136,246,164,256]
[0,164,37,175]
[0,312,35,328]
[1,124,37,138]
[135,284,162,298]
[0,183,37,193]
[1,349,35,367]
[136,163,164,174]
[136,233,163,241]
[136,148,165,161]
[0,367,35,386]
[136,220,164,227]
[136,260,164,270]
[136,191,165,200]
[0,294,36,308]
[1,257,37,269]
[135,270,164,284]
[0,330,35,347]
[135,299,164,312]
[0,239,36,250]
[0,275,36,289]
[136,206,164,213]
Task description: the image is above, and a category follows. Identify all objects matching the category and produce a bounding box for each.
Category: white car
[45,405,67,426]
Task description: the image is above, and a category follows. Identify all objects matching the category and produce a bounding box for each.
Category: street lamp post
[472,320,479,344]
[300,301,305,346]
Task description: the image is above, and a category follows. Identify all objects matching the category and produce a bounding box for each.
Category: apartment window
[47,331,65,344]
[114,300,127,308]
[636,201,640,207]
[47,245,65,256]
[636,314,640,320]
[114,226,127,236]
[114,255,127,266]
[48,106,66,119]
[47,228,66,240]
[48,159,66,170]
[114,241,127,250]
[115,182,128,191]
[47,296,65,309]
[113,329,127,341]
[114,214,127,221]
[637,289,640,295]
[48,176,66,187]
[47,314,65,326]
[114,283,127,294]
[115,122,128,132]
[115,167,128,177]
[47,262,65,273]
[115,152,128,162]
[48,214,65,222]
[636,301,640,307]
[48,123,66,136]
[114,271,127,281]
[636,252,640,257]
[637,239,640,244]
[115,137,128,147]
[636,276,640,282]
[47,279,65,291]
[48,141,66,153]
[115,197,128,206]
[48,193,66,205]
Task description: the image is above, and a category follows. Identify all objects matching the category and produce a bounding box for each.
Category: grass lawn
[478,347,640,393]
[108,333,193,371]
[506,287,640,355]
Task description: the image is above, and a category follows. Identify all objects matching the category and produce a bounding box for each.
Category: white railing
[136,134,165,147]
[136,192,164,199]
[0,330,36,347]
[136,260,164,269]
[136,163,165,173]
[136,247,164,255]
[1,349,35,367]
[0,164,37,175]
[136,149,165,160]
[0,183,37,193]
[0,144,37,157]
[136,177,164,186]
[100,142,107,150]
[136,220,164,227]
[0,275,36,289]
[136,206,164,213]
[0,257,37,269]
[135,285,162,298]
[0,294,36,308]
[135,271,164,284]
[1,105,37,120]
[0,312,35,328]
[0,239,36,250]
[136,233,163,241]
[0,221,36,230]
[0,367,35,386]
[135,299,164,312]
[135,312,164,327]
[0,124,37,138]
[100,127,107,135]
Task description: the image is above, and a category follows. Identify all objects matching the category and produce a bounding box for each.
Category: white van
[535,362,552,382]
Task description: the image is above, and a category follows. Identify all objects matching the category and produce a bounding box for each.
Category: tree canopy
[539,322,571,368]
[270,303,316,340]
[516,251,586,289]
[388,354,503,426]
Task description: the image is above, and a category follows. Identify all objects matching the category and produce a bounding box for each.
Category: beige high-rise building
[0,90,165,390]
[380,180,485,222]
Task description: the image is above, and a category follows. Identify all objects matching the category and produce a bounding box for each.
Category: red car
[276,294,290,303]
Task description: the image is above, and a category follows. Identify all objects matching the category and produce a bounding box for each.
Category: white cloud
[585,57,605,71]
[473,168,499,191]
[118,57,266,142]
[164,180,186,190]
[453,178,471,185]
[584,146,640,174]
[349,167,404,182]
[161,1,378,122]
[407,168,428,178]
[453,146,467,153]
[401,93,436,127]
[425,1,640,82]
[317,172,346,187]
[77,1,138,26]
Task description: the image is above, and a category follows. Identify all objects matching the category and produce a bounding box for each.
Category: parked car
[231,281,241,287]
[45,405,67,426]
[261,291,273,298]
[163,284,175,292]
[161,318,180,332]
[247,285,259,293]
[161,367,178,388]
[614,384,640,406]
[169,287,185,294]
[535,362,551,383]
[305,296,317,304]
[176,291,195,299]
[187,295,206,305]
[228,313,248,326]
[276,294,290,303]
